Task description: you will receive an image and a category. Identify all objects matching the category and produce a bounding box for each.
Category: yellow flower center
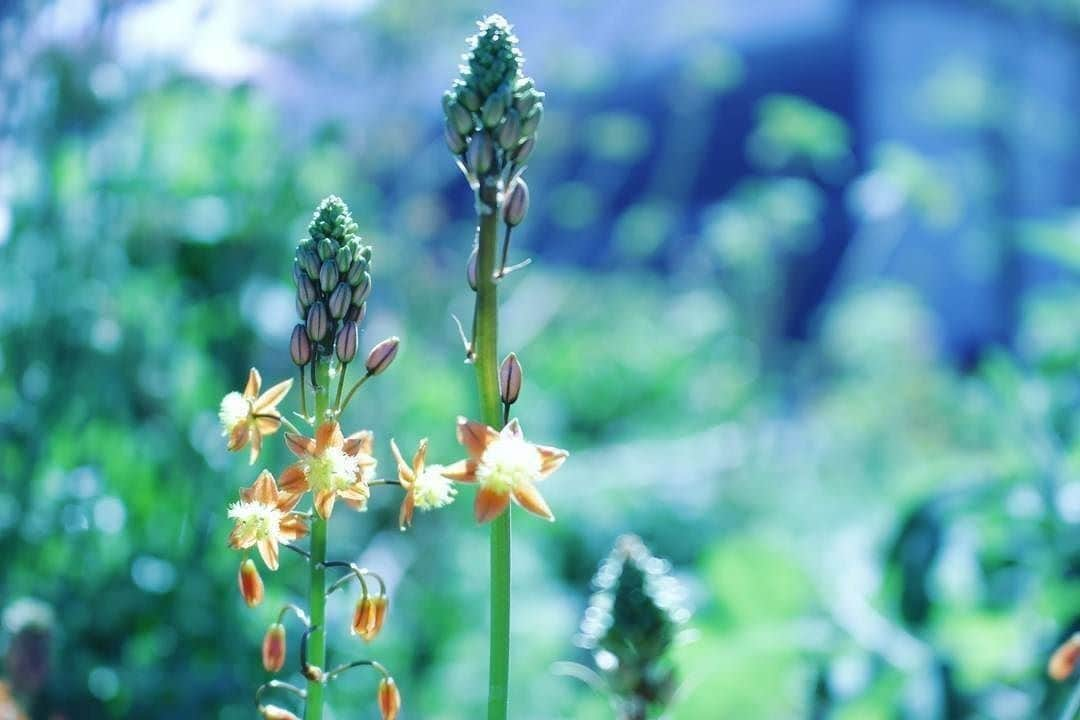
[476,437,541,494]
[228,501,283,544]
[412,464,457,510]
[219,391,251,433]
[303,447,361,493]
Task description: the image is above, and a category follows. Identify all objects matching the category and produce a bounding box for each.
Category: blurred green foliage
[1,1,1079,719]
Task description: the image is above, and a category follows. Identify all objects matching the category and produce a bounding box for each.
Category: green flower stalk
[443,15,567,720]
[218,196,445,720]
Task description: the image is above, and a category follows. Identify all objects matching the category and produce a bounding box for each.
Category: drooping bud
[328,282,352,320]
[445,123,467,155]
[352,272,372,306]
[306,302,329,341]
[319,259,339,293]
[503,178,529,227]
[371,594,389,638]
[352,596,377,640]
[466,247,478,291]
[262,623,287,673]
[512,136,535,164]
[238,558,264,608]
[378,677,402,720]
[1050,633,1080,681]
[336,321,359,364]
[365,337,400,376]
[499,352,522,405]
[296,275,317,308]
[466,131,494,176]
[497,109,521,150]
[259,705,301,720]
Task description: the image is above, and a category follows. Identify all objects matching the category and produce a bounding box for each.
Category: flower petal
[258,537,279,571]
[254,378,293,412]
[314,490,337,519]
[512,480,555,522]
[399,492,415,530]
[501,418,524,440]
[412,438,429,477]
[279,515,309,541]
[228,423,251,452]
[244,367,262,399]
[344,430,374,456]
[457,416,497,459]
[248,430,263,465]
[474,487,511,523]
[536,444,569,477]
[339,485,370,503]
[251,470,279,505]
[227,525,247,549]
[286,432,315,458]
[255,415,282,436]
[278,463,309,500]
[316,421,344,452]
[389,439,414,484]
[442,459,478,483]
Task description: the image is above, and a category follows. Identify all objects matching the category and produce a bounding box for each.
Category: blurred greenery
[1,1,1079,719]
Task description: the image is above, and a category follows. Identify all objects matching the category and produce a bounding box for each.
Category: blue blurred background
[1,0,1080,718]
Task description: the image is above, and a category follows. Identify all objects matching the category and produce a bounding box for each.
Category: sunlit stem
[324,659,390,683]
[338,372,372,414]
[304,358,331,720]
[299,366,308,419]
[334,362,348,411]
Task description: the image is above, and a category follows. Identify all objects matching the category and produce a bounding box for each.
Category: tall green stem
[305,359,331,720]
[475,196,510,720]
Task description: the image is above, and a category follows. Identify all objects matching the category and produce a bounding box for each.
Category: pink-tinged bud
[1050,633,1080,681]
[296,274,317,307]
[259,704,301,720]
[319,259,339,293]
[466,247,478,291]
[346,302,367,325]
[365,337,400,376]
[238,559,264,608]
[328,281,352,320]
[378,676,402,720]
[351,596,377,640]
[336,321,358,364]
[290,324,311,367]
[262,623,287,673]
[499,352,522,405]
[306,301,328,341]
[503,178,529,227]
[352,271,372,306]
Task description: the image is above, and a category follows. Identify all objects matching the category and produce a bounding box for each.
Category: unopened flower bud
[336,321,359,364]
[467,132,494,176]
[1050,633,1080,681]
[499,352,522,405]
[378,677,402,720]
[336,244,353,273]
[238,558,264,607]
[352,595,376,640]
[352,272,372,306]
[295,297,305,320]
[262,623,287,673]
[299,246,321,280]
[306,302,329,341]
[512,136,535,164]
[371,594,389,638]
[515,88,542,116]
[448,101,474,136]
[503,178,529,227]
[297,275,317,308]
[292,260,305,286]
[481,91,506,128]
[346,257,369,286]
[346,302,367,325]
[467,247,478,291]
[445,123,467,155]
[460,87,482,112]
[328,282,352,320]
[317,237,335,261]
[290,324,312,366]
[319,259,339,293]
[259,704,301,720]
[365,337,400,376]
[521,104,543,136]
[497,110,521,150]
[360,245,373,262]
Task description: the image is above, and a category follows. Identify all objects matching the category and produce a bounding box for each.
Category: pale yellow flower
[219,368,293,465]
[227,470,308,571]
[280,421,376,519]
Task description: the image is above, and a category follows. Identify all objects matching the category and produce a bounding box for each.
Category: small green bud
[346,257,368,286]
[319,260,339,293]
[336,245,353,273]
[496,110,521,150]
[520,104,543,136]
[306,302,329,341]
[299,247,321,280]
[335,320,359,364]
[448,101,474,136]
[512,136,535,164]
[365,337,400,376]
[328,282,352,320]
[292,260,305,286]
[318,237,335,261]
[360,245,373,262]
[461,87,482,112]
[467,131,495,175]
[503,178,529,227]
[445,123,468,155]
[481,91,506,128]
[515,89,542,116]
[352,272,372,306]
[297,275,317,307]
[290,324,311,366]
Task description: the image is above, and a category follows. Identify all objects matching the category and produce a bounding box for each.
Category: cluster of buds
[575,536,688,720]
[291,196,373,372]
[443,14,542,210]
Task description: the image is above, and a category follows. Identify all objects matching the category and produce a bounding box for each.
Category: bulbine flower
[445,417,567,523]
[219,368,293,464]
[228,470,309,571]
[377,676,401,720]
[389,438,457,530]
[280,421,376,519]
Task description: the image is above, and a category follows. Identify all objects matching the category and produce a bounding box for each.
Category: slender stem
[334,362,347,411]
[498,225,513,278]
[1060,676,1080,720]
[299,366,308,419]
[338,373,371,414]
[304,359,331,720]
[474,188,511,720]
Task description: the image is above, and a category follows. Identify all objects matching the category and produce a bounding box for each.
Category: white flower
[219,391,250,433]
[412,464,457,511]
[475,435,542,494]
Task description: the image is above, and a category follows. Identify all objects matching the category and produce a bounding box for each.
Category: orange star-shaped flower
[219,368,293,465]
[279,421,376,519]
[227,470,308,571]
[390,438,457,530]
[444,417,567,523]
